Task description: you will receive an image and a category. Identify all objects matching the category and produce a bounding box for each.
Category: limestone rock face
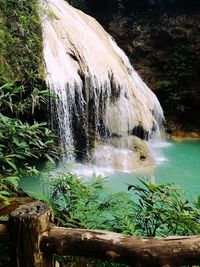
[91,136,155,172]
[41,0,164,163]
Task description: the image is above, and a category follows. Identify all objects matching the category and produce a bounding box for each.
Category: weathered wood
[0,223,8,241]
[0,197,33,216]
[9,201,54,267]
[41,227,200,267]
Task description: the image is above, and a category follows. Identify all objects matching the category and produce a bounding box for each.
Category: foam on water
[149,140,172,164]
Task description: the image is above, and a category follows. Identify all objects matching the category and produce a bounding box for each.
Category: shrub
[49,173,200,237]
[0,83,58,205]
[128,179,200,236]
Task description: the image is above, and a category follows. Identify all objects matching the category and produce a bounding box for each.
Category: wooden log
[0,197,33,216]
[0,223,9,241]
[41,227,200,267]
[9,201,54,267]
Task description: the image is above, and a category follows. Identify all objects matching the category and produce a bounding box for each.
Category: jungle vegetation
[0,0,199,226]
[0,0,199,265]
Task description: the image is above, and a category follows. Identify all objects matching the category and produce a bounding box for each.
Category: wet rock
[91,136,156,172]
[190,132,199,138]
[171,130,186,138]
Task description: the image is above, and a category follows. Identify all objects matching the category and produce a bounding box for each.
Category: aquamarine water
[20,140,200,199]
[155,140,200,197]
[104,140,200,199]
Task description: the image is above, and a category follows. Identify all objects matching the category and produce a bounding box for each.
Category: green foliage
[0,82,53,117]
[0,115,58,205]
[49,173,200,237]
[0,175,19,205]
[0,83,58,206]
[0,115,57,172]
[56,255,126,267]
[128,179,200,236]
[0,0,50,127]
[43,171,135,266]
[159,44,195,115]
[45,173,200,266]
[0,0,43,83]
[48,171,136,233]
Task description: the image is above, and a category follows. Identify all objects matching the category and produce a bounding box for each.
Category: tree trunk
[41,227,200,267]
[9,201,54,267]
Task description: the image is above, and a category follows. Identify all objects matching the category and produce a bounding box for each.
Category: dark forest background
[69,0,200,16]
[69,0,200,132]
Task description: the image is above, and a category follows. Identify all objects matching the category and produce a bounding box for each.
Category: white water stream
[40,0,164,171]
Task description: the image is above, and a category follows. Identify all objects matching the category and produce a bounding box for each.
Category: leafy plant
[128,179,200,236]
[47,171,136,233]
[0,83,54,117]
[0,116,58,205]
[0,115,58,171]
[41,174,200,267]
[0,82,58,206]
[49,174,200,237]
[0,175,19,205]
[0,0,56,207]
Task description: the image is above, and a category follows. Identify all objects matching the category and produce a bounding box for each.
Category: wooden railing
[0,201,200,267]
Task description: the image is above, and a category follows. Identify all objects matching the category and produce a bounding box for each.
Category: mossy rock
[0,0,44,84]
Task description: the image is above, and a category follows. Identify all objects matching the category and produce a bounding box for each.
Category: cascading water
[41,0,164,170]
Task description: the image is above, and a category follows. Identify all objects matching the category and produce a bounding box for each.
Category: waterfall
[40,0,164,169]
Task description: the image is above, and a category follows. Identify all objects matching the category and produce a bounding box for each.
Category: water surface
[20,140,200,199]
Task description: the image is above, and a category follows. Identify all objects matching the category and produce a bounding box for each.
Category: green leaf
[0,215,9,222]
[197,196,200,209]
[128,185,134,191]
[5,176,19,187]
[0,82,13,90]
[4,159,17,171]
[45,154,55,164]
[0,191,10,196]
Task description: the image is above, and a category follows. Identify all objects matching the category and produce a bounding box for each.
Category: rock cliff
[107,11,200,131]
